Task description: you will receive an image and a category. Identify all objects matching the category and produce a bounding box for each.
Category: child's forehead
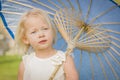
[24,15,51,28]
[24,15,47,24]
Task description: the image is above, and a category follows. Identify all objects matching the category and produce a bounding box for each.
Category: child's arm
[18,61,24,80]
[64,55,79,80]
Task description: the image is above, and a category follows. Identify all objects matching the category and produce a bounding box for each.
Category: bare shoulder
[18,61,24,80]
[63,55,79,80]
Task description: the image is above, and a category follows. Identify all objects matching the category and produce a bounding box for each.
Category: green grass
[0,55,21,80]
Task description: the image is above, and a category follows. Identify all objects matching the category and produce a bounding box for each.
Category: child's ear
[22,37,29,44]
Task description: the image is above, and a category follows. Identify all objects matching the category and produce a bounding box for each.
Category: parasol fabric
[1,0,120,80]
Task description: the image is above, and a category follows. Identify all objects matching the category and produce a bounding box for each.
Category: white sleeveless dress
[22,50,66,80]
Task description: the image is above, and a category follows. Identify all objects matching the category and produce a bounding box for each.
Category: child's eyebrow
[29,27,37,30]
[40,25,49,28]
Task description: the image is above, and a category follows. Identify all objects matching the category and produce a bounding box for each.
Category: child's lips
[39,40,47,44]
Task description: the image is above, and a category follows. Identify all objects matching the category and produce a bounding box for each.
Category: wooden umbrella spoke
[76,0,82,19]
[96,54,108,80]
[33,0,57,12]
[83,41,110,45]
[82,34,110,44]
[76,43,109,53]
[89,53,94,80]
[0,10,22,15]
[111,41,120,49]
[93,32,111,43]
[79,30,107,42]
[62,22,74,38]
[107,50,120,66]
[79,50,83,79]
[99,32,120,43]
[57,9,74,38]
[66,0,75,10]
[95,28,120,35]
[48,0,61,9]
[95,22,120,25]
[110,35,120,42]
[102,53,119,80]
[78,26,102,41]
[110,47,120,56]
[89,5,119,24]
[82,30,109,46]
[57,0,68,8]
[73,27,84,41]
[8,0,54,16]
[2,3,24,11]
[8,0,35,8]
[54,12,70,43]
[85,0,92,22]
[56,9,77,25]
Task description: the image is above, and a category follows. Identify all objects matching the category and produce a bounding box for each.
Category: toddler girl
[15,8,78,80]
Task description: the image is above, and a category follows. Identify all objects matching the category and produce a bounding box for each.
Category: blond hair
[15,8,56,55]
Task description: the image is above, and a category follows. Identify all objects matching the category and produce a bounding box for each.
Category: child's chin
[38,44,49,49]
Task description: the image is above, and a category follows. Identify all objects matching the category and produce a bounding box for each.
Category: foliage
[0,55,21,80]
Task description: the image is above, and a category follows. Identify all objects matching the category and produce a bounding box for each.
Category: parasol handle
[49,48,73,80]
[49,28,82,80]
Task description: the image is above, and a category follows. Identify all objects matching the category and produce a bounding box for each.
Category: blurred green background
[0,18,21,80]
[0,55,21,80]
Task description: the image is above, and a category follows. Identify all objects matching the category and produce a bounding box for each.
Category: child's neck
[35,47,56,59]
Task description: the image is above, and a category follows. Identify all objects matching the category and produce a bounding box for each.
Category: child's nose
[38,31,45,38]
